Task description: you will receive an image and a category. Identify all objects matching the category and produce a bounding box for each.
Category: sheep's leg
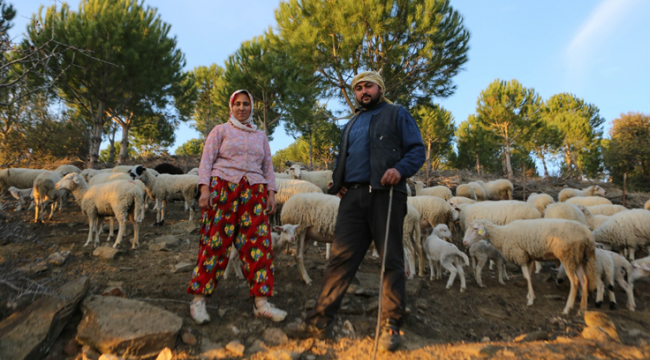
[503,260,510,280]
[616,275,635,311]
[471,255,476,270]
[488,259,494,270]
[442,260,458,290]
[534,261,543,274]
[577,265,589,314]
[435,260,442,280]
[161,200,167,224]
[475,256,487,288]
[34,199,40,222]
[131,213,139,249]
[108,218,115,241]
[371,246,379,259]
[94,218,102,247]
[627,246,635,261]
[595,276,605,308]
[521,262,536,306]
[456,260,466,292]
[48,201,56,220]
[295,231,312,285]
[428,257,435,281]
[113,218,126,249]
[84,218,95,247]
[413,235,425,278]
[604,265,616,310]
[561,263,580,314]
[497,259,506,285]
[325,243,331,260]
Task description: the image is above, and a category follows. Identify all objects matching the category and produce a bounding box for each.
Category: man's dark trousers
[305,184,407,328]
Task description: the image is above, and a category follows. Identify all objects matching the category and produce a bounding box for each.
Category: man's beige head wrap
[350,71,393,108]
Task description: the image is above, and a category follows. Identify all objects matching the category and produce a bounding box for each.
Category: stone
[76,295,183,359]
[481,336,490,343]
[513,281,527,288]
[304,299,317,310]
[225,340,245,357]
[63,338,80,356]
[582,326,615,342]
[366,300,379,314]
[246,340,267,354]
[98,355,123,360]
[477,306,508,320]
[218,309,229,318]
[266,349,301,360]
[416,298,428,310]
[514,330,548,342]
[149,235,180,251]
[263,328,289,346]
[93,247,121,260]
[355,272,380,290]
[181,331,197,346]
[82,345,100,360]
[171,262,194,273]
[18,260,48,274]
[306,355,316,360]
[101,286,127,298]
[583,311,620,342]
[406,278,423,296]
[555,336,573,344]
[156,347,173,360]
[47,251,70,266]
[0,277,89,360]
[628,329,642,337]
[169,221,199,235]
[342,320,355,337]
[200,348,227,360]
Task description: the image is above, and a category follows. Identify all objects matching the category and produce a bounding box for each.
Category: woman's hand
[198,185,212,209]
[267,191,277,215]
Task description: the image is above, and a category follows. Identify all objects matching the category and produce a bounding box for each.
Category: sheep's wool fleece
[593,209,650,248]
[350,71,393,107]
[459,200,541,231]
[407,195,454,227]
[280,193,339,236]
[275,179,323,205]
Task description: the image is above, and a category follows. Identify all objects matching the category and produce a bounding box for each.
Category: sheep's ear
[642,264,650,272]
[273,225,282,232]
[477,226,485,235]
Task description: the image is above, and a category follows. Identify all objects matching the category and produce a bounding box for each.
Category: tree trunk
[426,141,432,184]
[475,151,481,174]
[623,172,627,207]
[540,149,549,179]
[504,141,514,180]
[88,101,105,169]
[107,125,116,166]
[262,93,268,135]
[522,161,527,201]
[308,132,313,170]
[118,122,130,164]
[564,145,573,178]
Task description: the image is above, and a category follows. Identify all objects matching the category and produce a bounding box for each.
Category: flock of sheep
[2,162,650,316]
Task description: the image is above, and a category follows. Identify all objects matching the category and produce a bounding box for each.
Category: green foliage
[476,79,542,179]
[130,115,175,159]
[450,114,501,174]
[175,138,205,156]
[99,142,136,163]
[603,112,650,191]
[544,93,605,179]
[187,64,230,137]
[413,102,455,173]
[272,0,470,111]
[272,122,340,171]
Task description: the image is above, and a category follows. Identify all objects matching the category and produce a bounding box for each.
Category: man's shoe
[284,321,328,339]
[377,326,401,352]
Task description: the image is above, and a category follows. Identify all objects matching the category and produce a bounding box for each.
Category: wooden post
[623,172,627,207]
[522,161,527,202]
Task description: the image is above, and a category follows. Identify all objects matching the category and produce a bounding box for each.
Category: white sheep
[224,224,299,280]
[404,203,424,277]
[526,193,554,216]
[407,195,459,232]
[586,204,627,216]
[187,167,199,176]
[469,240,509,287]
[576,205,610,231]
[7,187,34,211]
[592,209,650,261]
[558,185,606,202]
[544,202,589,228]
[631,256,650,283]
[468,182,487,201]
[54,165,82,175]
[447,196,476,207]
[557,248,614,310]
[645,200,650,211]
[605,250,636,311]
[280,192,339,284]
[423,224,469,292]
[414,181,453,200]
[81,168,99,181]
[455,184,477,201]
[0,168,48,204]
[477,179,513,200]
[55,173,143,249]
[286,165,333,193]
[32,171,67,222]
[274,172,291,179]
[453,200,541,233]
[566,196,612,207]
[88,172,133,186]
[463,218,597,314]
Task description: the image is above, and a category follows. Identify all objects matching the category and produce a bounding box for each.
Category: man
[285,71,426,352]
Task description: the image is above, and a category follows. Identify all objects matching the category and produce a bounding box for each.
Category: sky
[10,0,650,165]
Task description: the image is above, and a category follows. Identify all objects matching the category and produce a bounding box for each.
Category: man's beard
[357,91,381,108]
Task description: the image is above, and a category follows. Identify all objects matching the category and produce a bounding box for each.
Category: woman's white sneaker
[190,299,210,325]
[254,302,287,322]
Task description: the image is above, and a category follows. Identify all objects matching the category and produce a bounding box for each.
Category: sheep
[455,184,477,201]
[605,250,636,311]
[286,165,333,193]
[468,182,487,201]
[272,179,323,226]
[556,248,614,310]
[631,256,650,283]
[526,193,554,216]
[280,192,339,284]
[587,204,627,216]
[407,196,458,236]
[284,160,308,168]
[463,218,597,314]
[544,202,589,228]
[477,179,513,200]
[7,187,34,211]
[55,173,143,249]
[187,168,199,176]
[447,196,476,208]
[130,165,199,225]
[274,172,291,179]
[414,181,453,200]
[0,168,48,203]
[558,185,606,202]
[592,209,650,261]
[81,169,99,181]
[576,205,610,230]
[88,172,134,186]
[154,163,184,175]
[403,203,424,277]
[224,224,299,280]
[423,224,469,292]
[566,196,612,207]
[54,165,82,175]
[469,240,509,287]
[32,171,67,222]
[109,165,135,173]
[453,200,541,233]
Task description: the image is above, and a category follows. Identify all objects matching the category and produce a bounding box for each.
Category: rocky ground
[1,172,650,359]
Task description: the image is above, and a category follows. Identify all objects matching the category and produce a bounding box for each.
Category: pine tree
[603,112,650,192]
[451,114,501,174]
[413,102,455,181]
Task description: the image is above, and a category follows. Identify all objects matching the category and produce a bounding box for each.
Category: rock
[76,295,183,359]
[82,345,100,360]
[555,336,573,344]
[628,329,642,337]
[246,340,267,354]
[156,347,173,360]
[366,300,379,314]
[583,311,620,342]
[98,355,123,360]
[543,294,564,301]
[63,338,80,356]
[305,355,316,360]
[101,286,127,298]
[149,235,180,251]
[0,277,89,360]
[218,309,229,318]
[266,349,302,360]
[181,331,197,346]
[355,272,380,290]
[18,260,48,274]
[477,306,508,320]
[225,340,245,357]
[169,221,199,235]
[304,299,317,310]
[47,251,70,266]
[230,325,240,335]
[93,247,121,260]
[481,336,490,342]
[342,320,355,337]
[513,280,527,288]
[582,326,615,342]
[171,262,194,273]
[406,278,423,296]
[416,298,428,310]
[515,330,548,342]
[263,328,289,346]
[200,348,227,360]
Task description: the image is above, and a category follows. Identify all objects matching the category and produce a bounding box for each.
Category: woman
[187,89,286,324]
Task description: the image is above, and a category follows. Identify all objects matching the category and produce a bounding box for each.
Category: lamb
[404,203,424,277]
[556,248,614,309]
[566,196,612,207]
[544,202,589,228]
[463,219,597,314]
[468,182,487,201]
[605,250,636,311]
[286,165,333,193]
[0,168,48,203]
[32,171,67,222]
[7,187,34,211]
[631,256,650,283]
[81,169,99,181]
[54,165,82,175]
[280,192,339,284]
[587,204,627,216]
[469,240,509,287]
[414,181,453,200]
[477,179,513,200]
[423,224,469,292]
[154,163,184,175]
[224,224,299,280]
[187,168,199,176]
[452,200,541,232]
[130,165,199,225]
[447,196,476,207]
[592,209,650,261]
[455,184,477,201]
[55,173,143,249]
[576,205,610,230]
[558,185,606,202]
[407,196,459,232]
[526,193,554,216]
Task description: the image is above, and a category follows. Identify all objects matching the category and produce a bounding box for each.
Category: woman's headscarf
[229,89,257,132]
[350,71,393,108]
